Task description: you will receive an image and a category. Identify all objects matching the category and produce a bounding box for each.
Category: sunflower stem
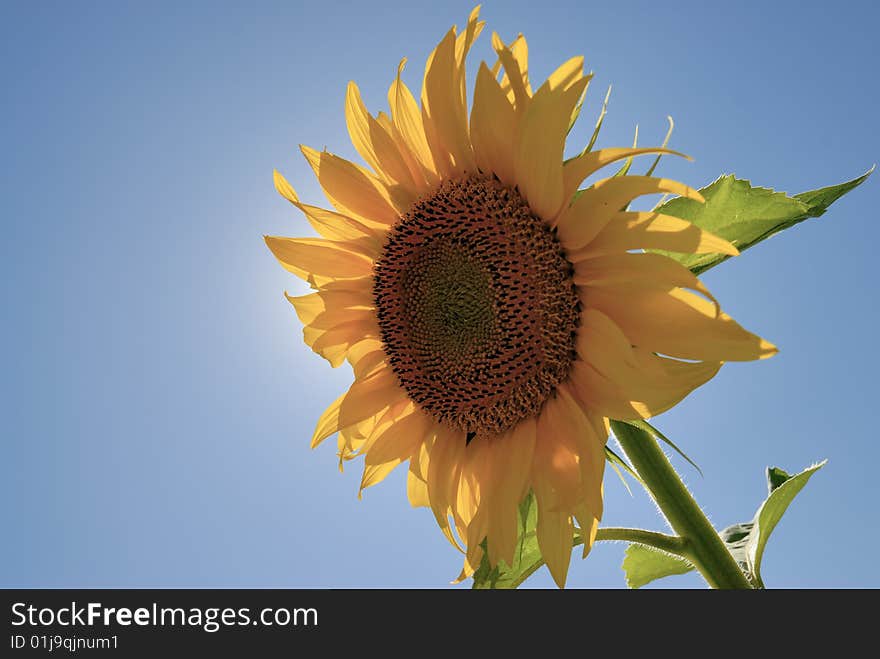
[611,421,753,589]
[595,527,688,556]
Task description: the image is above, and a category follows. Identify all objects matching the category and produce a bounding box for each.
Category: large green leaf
[653,168,872,274]
[622,544,694,589]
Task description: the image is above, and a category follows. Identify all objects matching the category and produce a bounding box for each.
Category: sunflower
[266,7,776,587]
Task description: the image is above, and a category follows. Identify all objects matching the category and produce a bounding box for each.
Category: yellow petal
[347,338,386,379]
[265,236,373,279]
[470,63,517,185]
[365,402,434,465]
[546,56,586,92]
[308,318,378,367]
[486,418,536,567]
[535,504,573,588]
[575,511,600,559]
[534,396,585,511]
[568,359,646,420]
[338,367,407,430]
[581,210,739,257]
[388,58,438,186]
[302,326,351,367]
[273,169,384,245]
[515,75,590,221]
[303,306,374,332]
[577,308,722,418]
[562,148,689,205]
[407,457,430,508]
[492,32,530,107]
[345,81,416,190]
[315,276,374,296]
[586,285,778,362]
[361,407,433,491]
[454,6,484,110]
[311,394,346,449]
[300,145,401,226]
[453,541,485,584]
[285,289,373,327]
[452,505,488,583]
[421,28,474,175]
[426,424,468,551]
[557,385,606,514]
[455,433,492,530]
[574,252,721,316]
[556,175,704,243]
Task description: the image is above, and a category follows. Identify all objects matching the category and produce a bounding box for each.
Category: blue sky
[1,0,877,588]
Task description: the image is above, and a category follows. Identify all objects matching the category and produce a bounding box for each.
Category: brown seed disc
[372,175,580,436]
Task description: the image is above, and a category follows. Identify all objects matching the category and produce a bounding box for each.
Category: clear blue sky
[2,0,877,588]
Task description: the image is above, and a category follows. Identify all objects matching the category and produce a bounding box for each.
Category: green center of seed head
[402,241,497,359]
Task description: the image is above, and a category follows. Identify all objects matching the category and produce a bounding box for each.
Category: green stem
[611,421,753,589]
[595,527,688,556]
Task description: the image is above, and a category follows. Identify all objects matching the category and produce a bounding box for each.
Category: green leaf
[622,544,694,589]
[766,466,791,492]
[793,165,874,217]
[653,168,872,274]
[716,461,826,588]
[745,460,826,588]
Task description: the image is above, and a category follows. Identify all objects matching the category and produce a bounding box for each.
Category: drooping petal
[485,418,536,567]
[454,432,492,534]
[535,503,573,588]
[557,385,606,518]
[534,396,585,511]
[426,424,468,551]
